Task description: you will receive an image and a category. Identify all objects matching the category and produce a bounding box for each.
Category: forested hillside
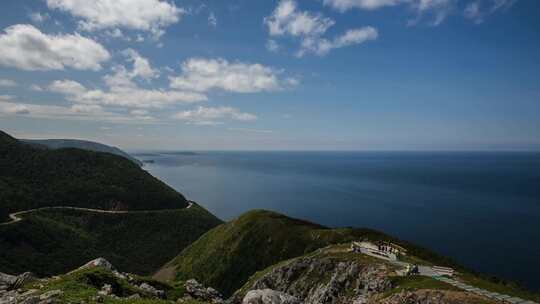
[0,130,187,221]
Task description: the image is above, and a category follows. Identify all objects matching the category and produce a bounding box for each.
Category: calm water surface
[136,151,540,291]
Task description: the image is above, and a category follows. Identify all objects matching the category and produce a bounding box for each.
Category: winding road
[0,201,194,226]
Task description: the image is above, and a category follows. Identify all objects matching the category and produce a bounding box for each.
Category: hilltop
[157,210,460,297]
[22,138,143,166]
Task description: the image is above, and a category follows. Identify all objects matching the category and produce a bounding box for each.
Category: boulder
[243,289,300,304]
[77,258,115,272]
[0,272,35,291]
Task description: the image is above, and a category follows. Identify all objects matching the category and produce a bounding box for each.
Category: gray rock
[185,279,224,304]
[139,282,165,298]
[0,274,17,287]
[21,296,40,304]
[235,256,392,304]
[77,258,115,272]
[39,290,62,301]
[97,284,113,296]
[243,289,300,304]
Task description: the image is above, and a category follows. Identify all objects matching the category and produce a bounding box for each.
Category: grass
[386,276,460,296]
[23,267,201,304]
[457,272,540,302]
[0,204,222,276]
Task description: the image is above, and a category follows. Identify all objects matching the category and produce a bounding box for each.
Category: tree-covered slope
[22,138,143,166]
[0,130,187,221]
[0,203,222,276]
[160,210,460,297]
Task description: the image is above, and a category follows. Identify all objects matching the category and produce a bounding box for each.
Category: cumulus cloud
[46,0,184,38]
[169,58,293,93]
[265,0,377,56]
[173,106,257,125]
[49,79,206,109]
[0,24,110,71]
[0,79,17,87]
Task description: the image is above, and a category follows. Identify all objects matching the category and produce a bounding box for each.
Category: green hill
[159,210,460,297]
[0,130,223,276]
[22,138,143,166]
[0,203,221,277]
[0,130,186,221]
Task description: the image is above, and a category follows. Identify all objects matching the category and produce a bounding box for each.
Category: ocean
[137,151,540,291]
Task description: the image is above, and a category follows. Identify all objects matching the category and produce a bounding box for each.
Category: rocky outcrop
[76,258,115,272]
[235,255,393,304]
[177,279,224,304]
[0,258,167,304]
[0,272,35,291]
[243,289,300,304]
[138,282,165,298]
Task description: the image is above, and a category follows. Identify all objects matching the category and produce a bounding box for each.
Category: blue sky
[0,0,538,150]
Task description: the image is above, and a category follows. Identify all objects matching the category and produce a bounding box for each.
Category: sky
[0,0,539,151]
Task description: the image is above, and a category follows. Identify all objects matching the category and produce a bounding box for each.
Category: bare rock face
[242,289,300,304]
[237,256,392,304]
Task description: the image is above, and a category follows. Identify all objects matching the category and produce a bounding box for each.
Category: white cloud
[464,1,483,23]
[49,79,207,109]
[122,48,159,80]
[464,0,517,24]
[0,99,149,123]
[300,27,378,56]
[265,0,335,37]
[46,0,184,38]
[104,28,130,41]
[0,24,110,71]
[0,79,17,87]
[208,12,217,28]
[169,58,291,93]
[30,84,44,91]
[266,39,280,52]
[408,0,454,26]
[173,106,257,125]
[323,0,404,11]
[265,0,377,56]
[324,0,515,25]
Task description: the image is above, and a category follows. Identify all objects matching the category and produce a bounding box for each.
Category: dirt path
[0,201,194,226]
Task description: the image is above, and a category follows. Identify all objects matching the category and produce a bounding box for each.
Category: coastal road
[0,200,194,226]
